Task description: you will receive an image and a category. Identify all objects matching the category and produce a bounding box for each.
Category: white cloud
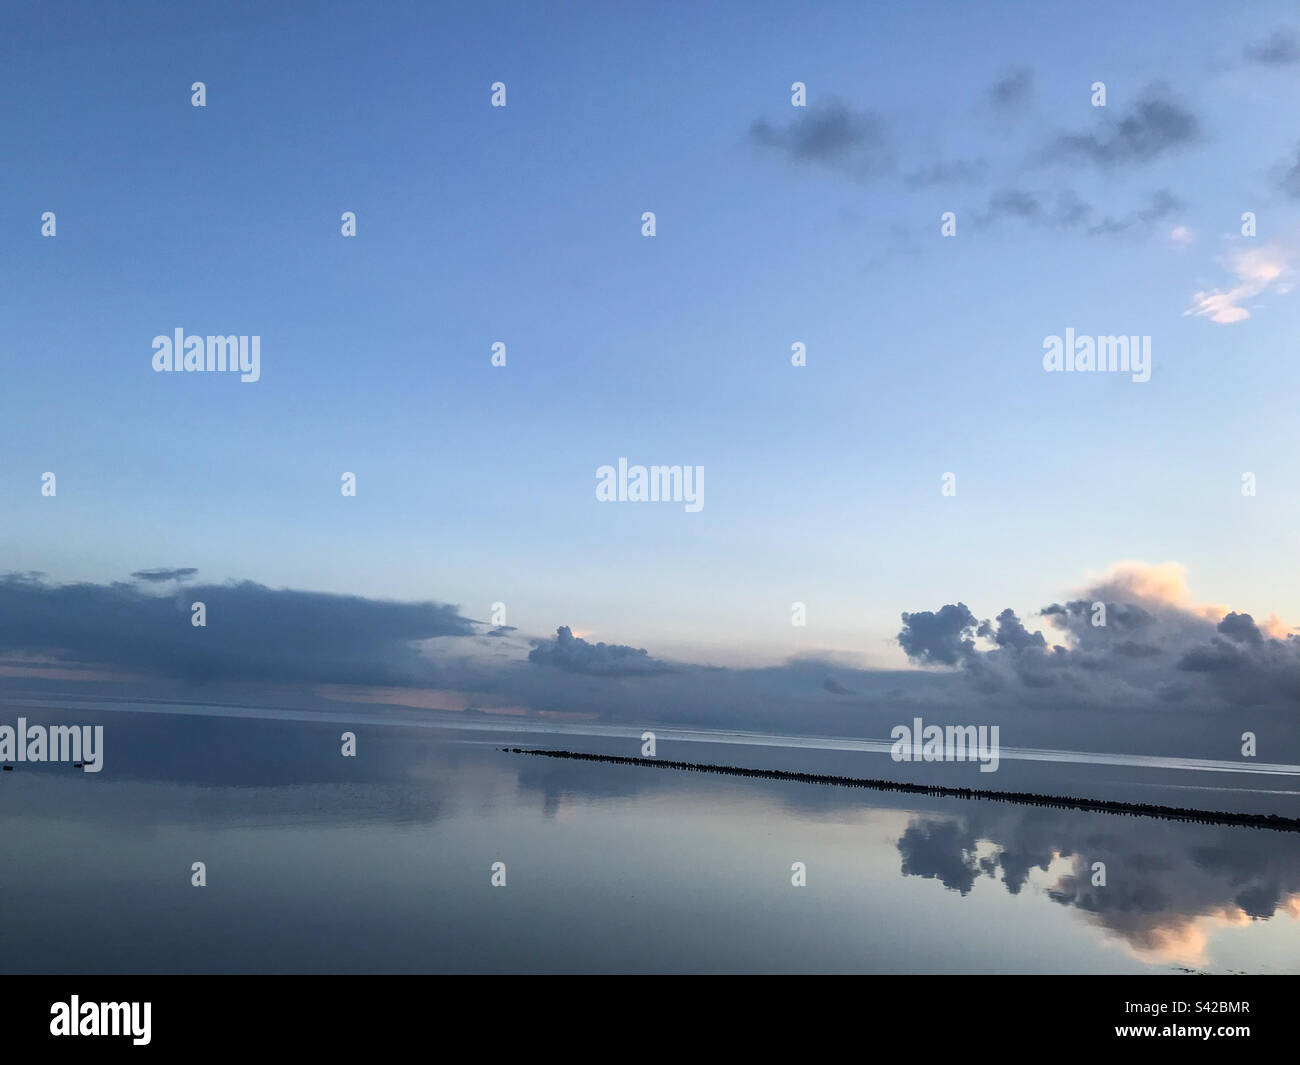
[1184,242,1291,323]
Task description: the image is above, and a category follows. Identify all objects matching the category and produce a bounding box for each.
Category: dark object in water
[2,764,12,771]
[511,748,1300,833]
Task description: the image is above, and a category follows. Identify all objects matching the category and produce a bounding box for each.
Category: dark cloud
[1111,640,1165,658]
[822,676,857,696]
[898,603,980,666]
[990,67,1033,108]
[987,607,1047,652]
[131,567,198,583]
[1045,87,1199,168]
[983,187,1046,222]
[973,187,1181,235]
[1177,638,1248,674]
[1217,611,1263,647]
[749,100,890,178]
[0,572,474,685]
[897,572,1300,715]
[1244,28,1300,65]
[1086,188,1182,234]
[527,625,672,677]
[747,81,1187,262]
[1041,599,1155,632]
[1275,143,1300,199]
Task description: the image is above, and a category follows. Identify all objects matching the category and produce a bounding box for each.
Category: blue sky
[3,0,1299,669]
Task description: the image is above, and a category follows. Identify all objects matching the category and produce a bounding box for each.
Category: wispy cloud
[989,67,1033,109]
[749,100,890,179]
[131,567,198,583]
[973,187,1181,235]
[1043,86,1200,169]
[1275,142,1300,199]
[1244,28,1300,66]
[1184,243,1292,323]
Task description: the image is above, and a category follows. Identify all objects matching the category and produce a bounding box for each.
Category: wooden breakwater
[505,748,1300,833]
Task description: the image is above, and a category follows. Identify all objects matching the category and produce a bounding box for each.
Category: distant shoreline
[508,748,1300,832]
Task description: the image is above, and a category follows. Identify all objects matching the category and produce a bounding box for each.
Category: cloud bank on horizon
[0,571,476,686]
[1,562,1294,757]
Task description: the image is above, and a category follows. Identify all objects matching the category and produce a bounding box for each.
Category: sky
[2,0,1299,696]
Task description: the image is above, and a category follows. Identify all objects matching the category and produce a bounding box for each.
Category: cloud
[898,603,980,665]
[749,100,890,178]
[973,187,1181,235]
[1169,225,1193,246]
[1217,611,1263,647]
[822,676,857,696]
[1275,142,1300,199]
[1244,28,1300,66]
[983,607,1047,652]
[902,158,988,189]
[980,187,1047,223]
[989,67,1033,109]
[6,563,1296,763]
[1045,87,1199,168]
[747,81,1188,260]
[527,625,673,676]
[0,572,475,685]
[1177,638,1250,674]
[1184,243,1292,323]
[131,567,198,583]
[1081,559,1215,614]
[895,561,1300,711]
[1085,188,1183,234]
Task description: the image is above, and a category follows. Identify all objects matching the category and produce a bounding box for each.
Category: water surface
[2,703,1297,973]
